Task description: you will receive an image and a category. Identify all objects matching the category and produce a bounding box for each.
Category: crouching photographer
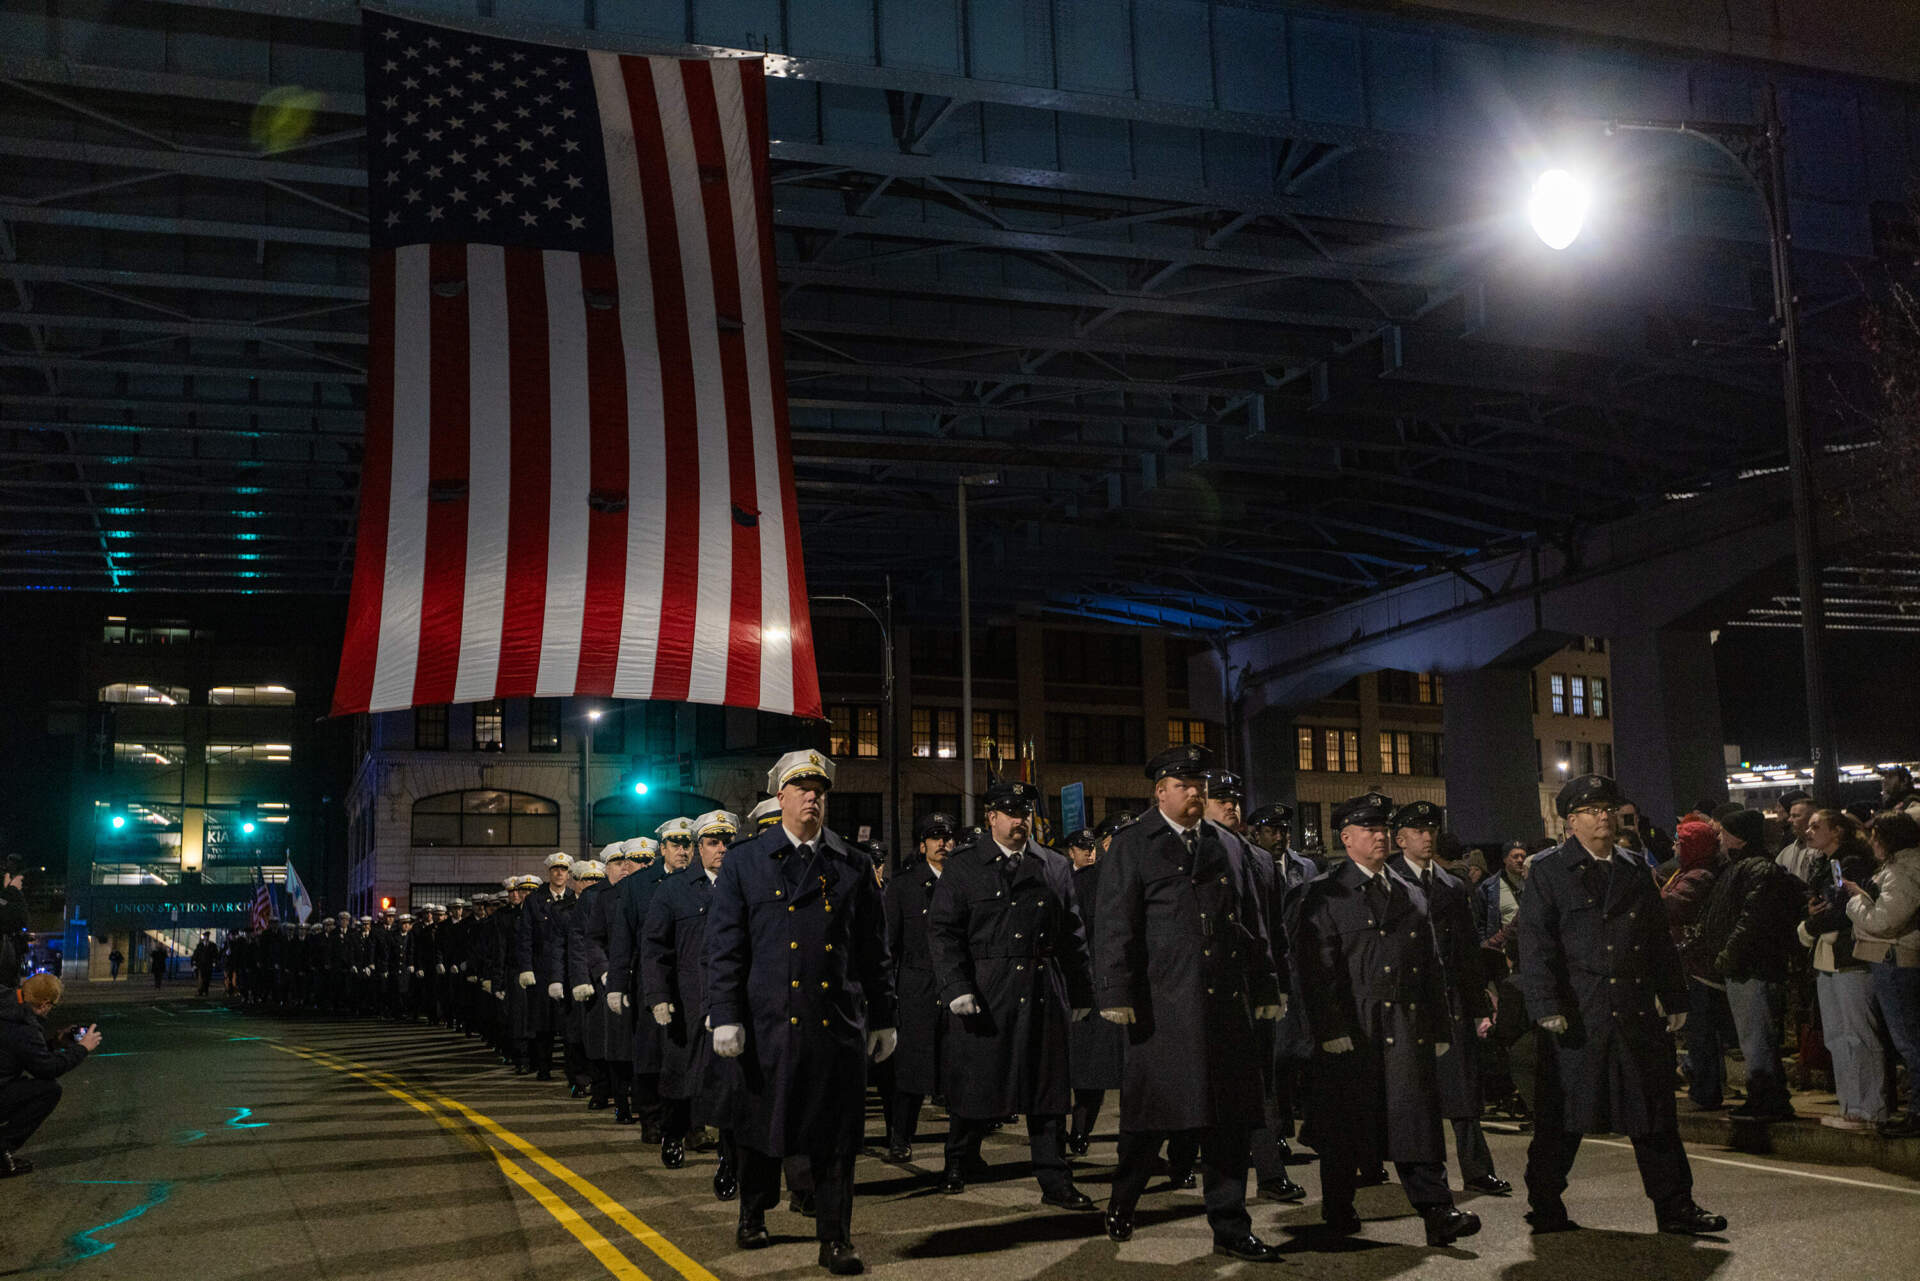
[2,974,102,1176]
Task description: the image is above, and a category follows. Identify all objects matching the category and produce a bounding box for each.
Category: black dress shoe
[1257,1174,1307,1203]
[1167,1166,1197,1190]
[1212,1234,1285,1263]
[614,1106,636,1126]
[1356,1166,1390,1186]
[0,1150,33,1178]
[1464,1175,1512,1196]
[1321,1213,1362,1237]
[1274,1137,1294,1162]
[939,1166,966,1194]
[790,1192,816,1216]
[1105,1206,1134,1242]
[736,1220,770,1249]
[569,1084,588,1099]
[1041,1187,1097,1212]
[1658,1204,1728,1235]
[1525,1209,1580,1234]
[1067,1131,1091,1158]
[818,1240,863,1275]
[640,1122,662,1145]
[660,1138,685,1169]
[885,1144,912,1163]
[714,1163,738,1202]
[1423,1206,1481,1247]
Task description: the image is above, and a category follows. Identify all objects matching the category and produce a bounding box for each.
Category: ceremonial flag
[284,860,314,925]
[250,866,274,930]
[333,11,819,720]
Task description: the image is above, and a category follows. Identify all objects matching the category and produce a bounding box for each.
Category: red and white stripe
[334,53,819,720]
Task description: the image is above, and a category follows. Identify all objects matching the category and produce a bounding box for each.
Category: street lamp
[956,474,1000,824]
[581,707,602,860]
[812,588,896,861]
[1529,85,1836,801]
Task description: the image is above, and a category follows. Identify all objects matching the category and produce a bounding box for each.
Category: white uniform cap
[694,809,740,839]
[574,860,606,880]
[399,914,414,923]
[655,817,695,841]
[766,749,835,793]
[748,797,780,828]
[620,837,657,859]
[545,851,575,869]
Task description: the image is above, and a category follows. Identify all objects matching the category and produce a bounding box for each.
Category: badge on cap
[767,748,836,792]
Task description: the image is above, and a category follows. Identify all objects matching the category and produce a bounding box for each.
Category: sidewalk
[1673,1085,1920,1179]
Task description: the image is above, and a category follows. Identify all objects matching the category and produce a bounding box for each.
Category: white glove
[496,991,505,1002]
[1072,1007,1092,1022]
[1253,1003,1282,1020]
[949,994,980,1016]
[606,991,625,1015]
[652,1002,674,1026]
[1321,1036,1355,1054]
[867,1028,897,1062]
[571,983,593,1001]
[517,971,535,989]
[481,980,492,993]
[414,968,424,977]
[600,972,608,985]
[1100,1006,1135,1025]
[1538,1015,1568,1034]
[1434,1042,1450,1057]
[1667,1012,1687,1034]
[436,963,446,974]
[713,1023,746,1058]
[547,982,563,999]
[467,975,478,984]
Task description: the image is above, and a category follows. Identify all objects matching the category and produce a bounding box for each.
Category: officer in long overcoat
[706,750,895,1275]
[1093,744,1285,1262]
[609,826,690,1140]
[548,864,593,1094]
[1388,800,1511,1197]
[927,781,1095,1210]
[880,811,956,1161]
[1293,792,1478,1247]
[566,858,624,1111]
[1517,773,1726,1236]
[1064,827,1123,1155]
[642,813,740,1199]
[1244,803,1315,1161]
[515,853,575,1081]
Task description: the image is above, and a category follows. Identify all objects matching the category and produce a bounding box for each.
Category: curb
[1675,1110,1920,1180]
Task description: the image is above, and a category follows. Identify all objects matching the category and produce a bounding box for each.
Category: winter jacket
[1661,857,1722,983]
[1796,839,1876,972]
[1692,854,1802,983]
[1,990,90,1087]
[1847,848,1920,967]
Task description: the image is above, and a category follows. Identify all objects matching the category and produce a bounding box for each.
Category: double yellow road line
[272,1043,717,1281]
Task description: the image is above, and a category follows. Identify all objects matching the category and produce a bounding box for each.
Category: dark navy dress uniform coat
[641,867,735,1121]
[1067,861,1124,1092]
[1292,859,1450,1163]
[882,863,945,1097]
[706,825,895,1157]
[515,885,573,1034]
[1516,838,1687,1138]
[927,839,1094,1119]
[569,881,635,1062]
[607,861,675,1072]
[1094,811,1281,1131]
[1391,855,1491,1119]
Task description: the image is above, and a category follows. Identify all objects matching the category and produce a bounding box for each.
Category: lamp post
[581,707,602,861]
[811,587,897,862]
[956,474,1000,824]
[1530,85,1836,801]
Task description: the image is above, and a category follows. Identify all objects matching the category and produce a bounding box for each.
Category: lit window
[1591,677,1608,719]
[98,682,189,705]
[113,741,188,766]
[1549,673,1567,716]
[206,743,294,764]
[829,704,883,758]
[1297,727,1315,772]
[1167,718,1209,748]
[975,709,1018,760]
[1324,728,1342,772]
[1570,676,1587,717]
[1341,730,1360,773]
[209,684,296,706]
[472,700,504,751]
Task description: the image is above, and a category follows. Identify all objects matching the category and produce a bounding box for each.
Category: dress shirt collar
[780,824,819,851]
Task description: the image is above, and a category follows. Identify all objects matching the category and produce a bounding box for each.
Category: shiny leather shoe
[1040,1187,1097,1212]
[818,1240,864,1275]
[660,1138,685,1169]
[885,1144,912,1163]
[1105,1206,1134,1242]
[1464,1175,1512,1196]
[939,1166,967,1195]
[1258,1174,1307,1203]
[1211,1234,1285,1263]
[0,1150,33,1178]
[1067,1131,1091,1158]
[736,1219,771,1249]
[713,1163,738,1202]
[1525,1209,1580,1234]
[1423,1207,1481,1247]
[639,1122,662,1145]
[789,1192,816,1217]
[1167,1166,1197,1190]
[1274,1137,1295,1162]
[1658,1204,1728,1236]
[613,1106,636,1126]
[1356,1165,1390,1186]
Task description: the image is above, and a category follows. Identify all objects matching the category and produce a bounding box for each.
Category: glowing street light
[1528,168,1590,250]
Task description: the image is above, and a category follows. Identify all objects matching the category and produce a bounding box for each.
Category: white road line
[1579,1135,1920,1197]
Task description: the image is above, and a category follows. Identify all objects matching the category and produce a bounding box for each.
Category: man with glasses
[1516,774,1727,1236]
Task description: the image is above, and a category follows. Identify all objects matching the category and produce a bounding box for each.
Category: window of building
[113,740,188,766]
[1535,738,1544,781]
[829,704,882,758]
[205,742,293,764]
[1329,677,1361,701]
[1597,742,1614,776]
[1042,629,1142,687]
[1574,740,1594,775]
[208,684,296,706]
[472,700,504,751]
[1591,677,1608,719]
[1045,713,1144,765]
[695,704,726,753]
[1549,673,1567,716]
[1378,730,1414,775]
[1570,675,1588,717]
[529,698,562,753]
[1585,636,1607,653]
[1555,739,1573,774]
[910,626,1016,680]
[411,789,560,847]
[590,706,624,755]
[1418,672,1442,705]
[1166,718,1210,748]
[915,793,961,823]
[910,707,956,759]
[1296,726,1315,771]
[415,704,449,751]
[1411,731,1443,777]
[1165,638,1200,694]
[1299,802,1324,852]
[98,682,188,705]
[974,709,1019,760]
[833,791,885,842]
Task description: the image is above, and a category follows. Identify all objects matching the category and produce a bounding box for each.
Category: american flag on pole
[250,866,274,931]
[333,12,820,719]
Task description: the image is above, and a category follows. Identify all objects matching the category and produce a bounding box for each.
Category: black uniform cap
[1245,802,1294,829]
[983,781,1040,815]
[915,811,957,841]
[1332,791,1395,828]
[1391,800,1443,830]
[1064,827,1097,850]
[1555,773,1624,818]
[1206,769,1245,802]
[1094,811,1136,839]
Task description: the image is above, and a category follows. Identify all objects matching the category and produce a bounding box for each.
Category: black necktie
[787,843,814,892]
[1181,828,1198,874]
[1594,855,1614,901]
[1421,869,1434,896]
[1369,874,1390,911]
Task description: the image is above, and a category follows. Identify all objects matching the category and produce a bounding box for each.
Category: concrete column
[1242,706,1299,816]
[1441,666,1544,845]
[1610,629,1727,828]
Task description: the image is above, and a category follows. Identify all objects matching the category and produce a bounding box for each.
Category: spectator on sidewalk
[1774,791,1818,883]
[1,974,102,1176]
[1,857,28,991]
[192,932,218,996]
[1879,768,1920,822]
[1695,809,1802,1121]
[1843,810,1920,1139]
[149,945,167,988]
[1798,810,1885,1130]
[107,948,123,980]
[1475,841,1530,941]
[1662,821,1736,1111]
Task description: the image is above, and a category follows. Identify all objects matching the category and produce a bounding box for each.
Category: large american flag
[333,13,820,719]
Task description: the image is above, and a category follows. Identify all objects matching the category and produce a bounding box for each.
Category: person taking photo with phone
[2,974,102,1176]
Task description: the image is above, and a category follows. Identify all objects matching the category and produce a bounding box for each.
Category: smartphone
[1832,861,1846,890]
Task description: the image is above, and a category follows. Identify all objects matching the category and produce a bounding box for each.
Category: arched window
[99,682,188,705]
[412,790,560,848]
[209,684,296,706]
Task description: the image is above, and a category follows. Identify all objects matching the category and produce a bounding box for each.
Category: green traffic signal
[633,780,649,796]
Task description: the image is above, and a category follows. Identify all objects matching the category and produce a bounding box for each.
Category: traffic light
[239,802,257,836]
[632,779,650,797]
[108,808,127,831]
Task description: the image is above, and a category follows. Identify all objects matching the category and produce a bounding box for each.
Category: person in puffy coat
[1843,810,1920,1138]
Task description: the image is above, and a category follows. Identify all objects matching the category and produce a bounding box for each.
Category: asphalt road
[7,984,1918,1280]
